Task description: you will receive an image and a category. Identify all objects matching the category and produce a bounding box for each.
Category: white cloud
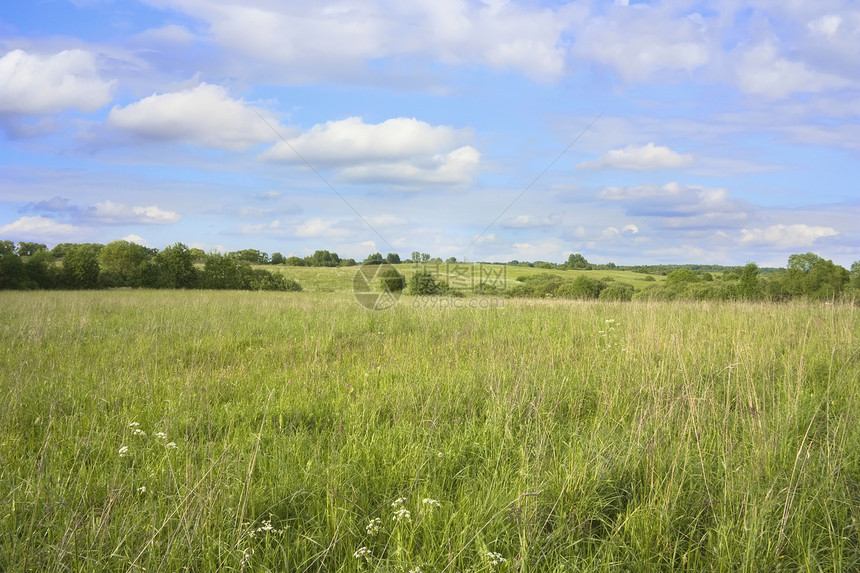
[90,200,181,224]
[142,0,577,82]
[0,216,85,240]
[738,224,839,248]
[0,49,114,115]
[734,39,852,99]
[262,116,479,187]
[578,143,694,170]
[501,214,562,229]
[511,241,561,259]
[808,14,844,39]
[262,116,467,164]
[120,234,150,246]
[107,83,283,150]
[598,182,749,229]
[294,217,350,239]
[622,224,638,234]
[571,6,710,82]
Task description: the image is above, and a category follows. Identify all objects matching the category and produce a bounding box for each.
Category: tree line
[0,240,301,291]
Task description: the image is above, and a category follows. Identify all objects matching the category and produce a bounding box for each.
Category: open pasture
[1,290,859,571]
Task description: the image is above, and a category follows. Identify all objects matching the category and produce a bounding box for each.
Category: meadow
[1,286,859,572]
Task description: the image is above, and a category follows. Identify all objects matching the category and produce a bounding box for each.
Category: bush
[378,268,405,292]
[598,282,634,301]
[556,275,602,299]
[409,269,442,295]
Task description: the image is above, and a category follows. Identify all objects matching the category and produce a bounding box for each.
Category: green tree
[363,252,384,265]
[270,252,285,265]
[565,253,591,270]
[386,252,401,264]
[98,240,149,287]
[229,249,269,264]
[154,243,197,288]
[786,253,849,300]
[17,242,47,257]
[200,253,243,289]
[738,262,763,300]
[23,249,56,289]
[411,251,420,264]
[850,261,860,291]
[62,244,102,289]
[0,241,26,289]
[309,250,340,267]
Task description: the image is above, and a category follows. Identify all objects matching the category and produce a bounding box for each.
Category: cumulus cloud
[262,116,479,187]
[90,200,181,224]
[571,5,709,82]
[120,234,150,246]
[0,49,115,115]
[734,39,852,99]
[0,216,85,240]
[108,83,283,150]
[142,0,577,82]
[500,214,562,228]
[578,143,694,170]
[738,224,839,248]
[598,182,748,229]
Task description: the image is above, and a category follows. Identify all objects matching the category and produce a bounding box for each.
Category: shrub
[409,269,442,295]
[378,268,405,292]
[599,282,634,301]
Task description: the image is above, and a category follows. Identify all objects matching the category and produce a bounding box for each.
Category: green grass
[269,262,662,294]
[1,290,859,571]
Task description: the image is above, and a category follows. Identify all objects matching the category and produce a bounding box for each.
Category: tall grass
[1,291,858,571]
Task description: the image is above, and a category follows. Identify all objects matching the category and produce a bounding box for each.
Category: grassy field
[268,263,663,294]
[1,289,859,571]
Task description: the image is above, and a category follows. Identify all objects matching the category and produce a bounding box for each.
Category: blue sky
[1,0,858,267]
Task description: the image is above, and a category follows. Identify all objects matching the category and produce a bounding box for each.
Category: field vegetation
[2,288,859,571]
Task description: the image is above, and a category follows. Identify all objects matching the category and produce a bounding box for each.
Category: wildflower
[393,507,412,523]
[391,497,407,508]
[132,428,147,437]
[118,445,129,457]
[422,498,441,509]
[128,422,140,428]
[353,546,372,561]
[605,319,615,324]
[437,451,444,459]
[366,517,383,535]
[487,551,507,566]
[137,485,147,493]
[408,568,423,573]
[154,432,167,439]
[165,442,178,449]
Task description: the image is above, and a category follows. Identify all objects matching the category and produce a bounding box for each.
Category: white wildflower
[487,551,507,566]
[353,546,372,561]
[393,507,412,523]
[422,498,441,509]
[132,428,147,437]
[154,432,167,439]
[437,451,444,459]
[391,497,407,508]
[128,422,140,428]
[137,485,147,493]
[366,517,383,535]
[118,445,129,457]
[165,442,178,449]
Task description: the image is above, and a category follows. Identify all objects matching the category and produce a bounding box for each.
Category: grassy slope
[1,289,858,571]
[271,263,663,294]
